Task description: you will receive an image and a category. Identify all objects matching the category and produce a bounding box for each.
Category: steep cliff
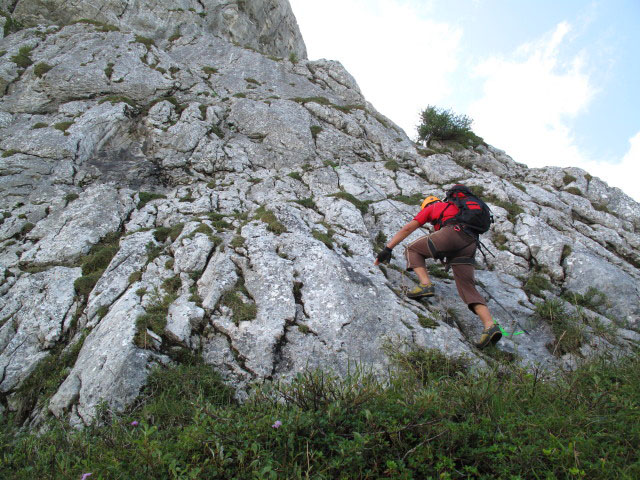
[1,0,307,60]
[0,2,638,428]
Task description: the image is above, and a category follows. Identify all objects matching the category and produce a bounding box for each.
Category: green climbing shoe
[407,283,435,299]
[474,324,502,349]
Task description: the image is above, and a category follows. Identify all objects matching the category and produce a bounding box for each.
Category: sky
[288,0,640,202]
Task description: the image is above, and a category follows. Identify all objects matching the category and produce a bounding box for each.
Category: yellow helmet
[421,195,441,209]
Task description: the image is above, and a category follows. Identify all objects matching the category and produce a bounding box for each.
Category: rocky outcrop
[1,0,307,60]
[0,2,638,427]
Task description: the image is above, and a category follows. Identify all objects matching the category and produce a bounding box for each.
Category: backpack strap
[434,202,453,229]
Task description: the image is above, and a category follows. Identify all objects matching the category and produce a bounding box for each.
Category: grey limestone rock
[0,0,639,427]
[0,267,80,393]
[4,0,307,60]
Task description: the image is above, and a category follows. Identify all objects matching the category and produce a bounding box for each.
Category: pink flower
[272,420,282,429]
[130,421,139,426]
[81,474,92,480]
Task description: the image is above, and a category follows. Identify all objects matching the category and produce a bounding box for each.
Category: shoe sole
[475,329,502,349]
[407,292,435,299]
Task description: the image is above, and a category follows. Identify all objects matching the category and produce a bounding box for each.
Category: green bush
[524,273,553,297]
[417,105,482,146]
[10,45,33,68]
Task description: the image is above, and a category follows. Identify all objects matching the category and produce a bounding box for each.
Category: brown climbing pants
[405,225,487,311]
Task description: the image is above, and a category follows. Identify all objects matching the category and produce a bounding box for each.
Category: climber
[374,184,501,348]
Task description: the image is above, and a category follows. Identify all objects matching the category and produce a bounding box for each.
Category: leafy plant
[524,273,553,297]
[10,45,33,68]
[417,105,482,146]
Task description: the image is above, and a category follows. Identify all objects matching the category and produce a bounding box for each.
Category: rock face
[1,0,307,60]
[1,2,639,427]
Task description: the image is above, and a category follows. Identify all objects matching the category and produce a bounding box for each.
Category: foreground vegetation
[1,346,638,479]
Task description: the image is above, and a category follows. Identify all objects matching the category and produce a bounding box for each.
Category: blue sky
[289,0,640,201]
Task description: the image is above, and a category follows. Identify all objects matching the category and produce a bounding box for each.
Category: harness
[428,224,494,272]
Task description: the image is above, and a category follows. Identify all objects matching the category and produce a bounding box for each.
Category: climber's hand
[374,246,393,265]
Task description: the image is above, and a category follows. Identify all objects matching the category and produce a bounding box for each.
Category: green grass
[384,159,400,171]
[230,235,245,249]
[293,197,316,210]
[2,149,19,158]
[330,191,370,214]
[73,18,120,32]
[137,191,166,209]
[561,287,607,313]
[523,273,553,297]
[134,289,179,348]
[10,333,87,425]
[484,194,524,223]
[104,62,114,79]
[53,121,73,134]
[374,230,387,251]
[134,35,155,49]
[535,298,586,355]
[565,187,583,196]
[1,11,23,37]
[32,122,48,129]
[392,193,424,206]
[291,96,331,106]
[202,66,218,75]
[33,62,52,78]
[1,347,639,479]
[74,232,122,297]
[99,95,138,109]
[310,125,322,139]
[153,223,184,243]
[312,228,334,250]
[254,206,287,235]
[563,173,577,185]
[218,278,257,325]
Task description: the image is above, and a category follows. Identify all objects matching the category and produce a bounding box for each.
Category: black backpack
[440,185,493,236]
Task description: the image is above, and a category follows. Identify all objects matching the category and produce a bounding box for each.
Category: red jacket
[413,201,459,229]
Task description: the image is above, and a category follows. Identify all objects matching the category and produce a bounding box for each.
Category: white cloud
[467,22,640,201]
[289,0,461,136]
[469,22,595,169]
[581,131,640,201]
